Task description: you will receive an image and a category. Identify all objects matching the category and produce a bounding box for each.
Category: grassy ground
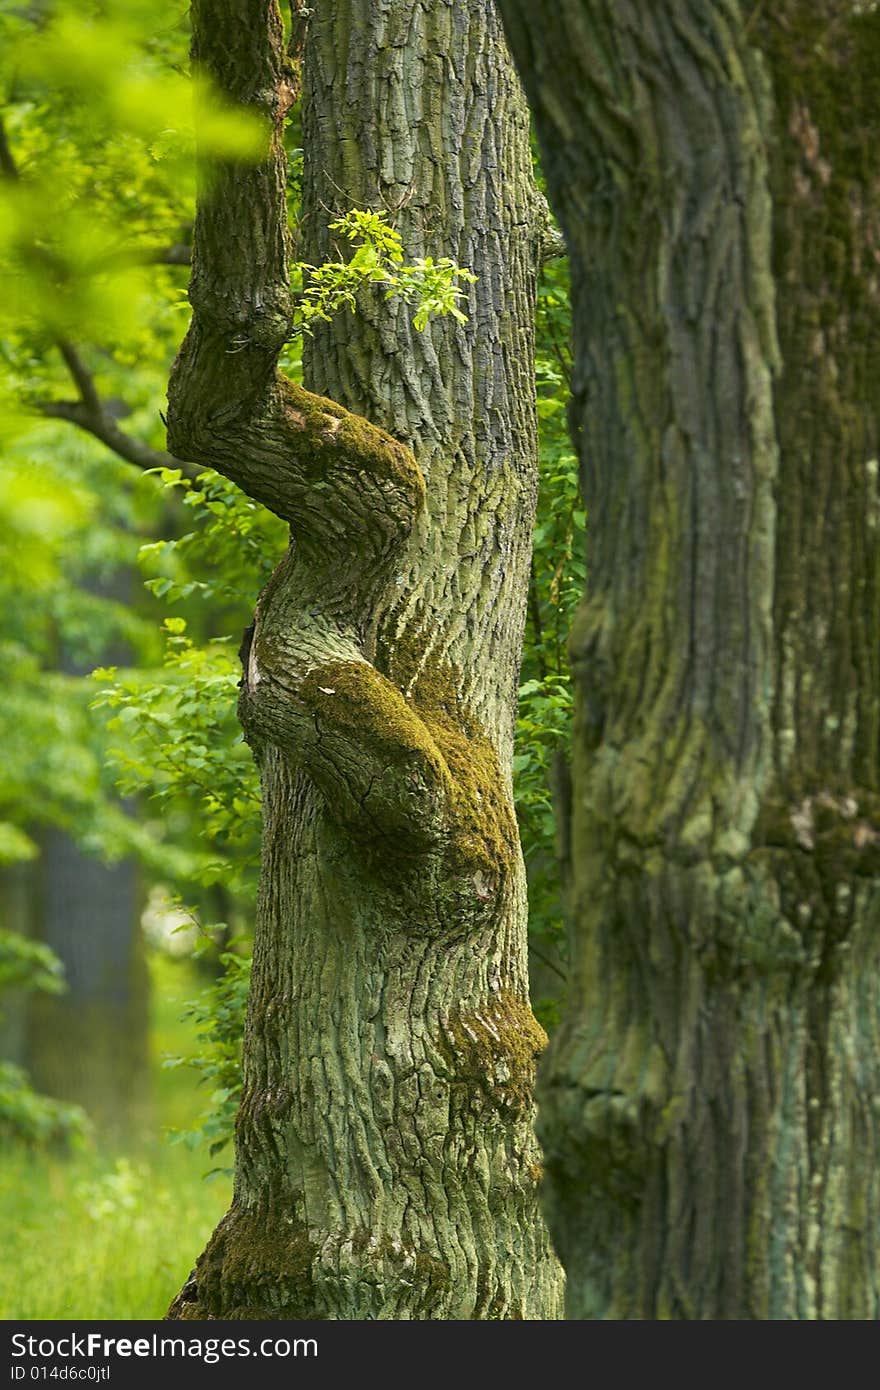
[0,952,232,1320]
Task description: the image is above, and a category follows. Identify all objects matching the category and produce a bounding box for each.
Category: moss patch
[442,990,548,1116]
[297,646,519,889]
[276,375,425,509]
[387,636,520,883]
[299,658,447,772]
[170,1200,318,1320]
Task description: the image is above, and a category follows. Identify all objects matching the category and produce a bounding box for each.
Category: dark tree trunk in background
[29,562,150,1136]
[497,0,880,1317]
[165,0,562,1320]
[27,829,149,1135]
[0,860,37,1065]
[2,562,151,1136]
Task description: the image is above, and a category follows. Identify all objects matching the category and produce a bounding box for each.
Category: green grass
[0,950,232,1320]
[0,1145,229,1318]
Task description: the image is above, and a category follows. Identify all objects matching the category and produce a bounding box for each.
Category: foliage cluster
[516,254,580,1019]
[297,209,476,333]
[162,946,251,1175]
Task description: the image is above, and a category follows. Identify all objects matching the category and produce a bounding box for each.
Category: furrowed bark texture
[166,0,562,1319]
[497,0,880,1318]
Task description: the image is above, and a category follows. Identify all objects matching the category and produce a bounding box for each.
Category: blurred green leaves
[0,928,64,996]
[0,931,90,1151]
[0,0,265,379]
[162,945,251,1173]
[0,423,162,868]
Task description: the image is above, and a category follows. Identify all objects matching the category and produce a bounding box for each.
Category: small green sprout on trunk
[295,208,476,334]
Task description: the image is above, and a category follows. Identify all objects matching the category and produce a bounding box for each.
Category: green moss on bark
[388,635,521,881]
[299,657,447,773]
[298,651,519,886]
[168,1201,318,1320]
[276,375,425,508]
[442,989,548,1116]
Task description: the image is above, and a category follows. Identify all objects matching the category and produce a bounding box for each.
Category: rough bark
[497,0,880,1318]
[165,0,562,1320]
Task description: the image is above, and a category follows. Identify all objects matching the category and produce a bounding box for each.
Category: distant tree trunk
[27,829,150,1136]
[497,0,880,1318]
[166,0,562,1319]
[0,860,37,1065]
[2,561,151,1136]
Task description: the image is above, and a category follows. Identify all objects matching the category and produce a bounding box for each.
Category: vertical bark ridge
[754,2,880,1318]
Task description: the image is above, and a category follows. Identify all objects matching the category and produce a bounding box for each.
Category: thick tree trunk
[497,0,880,1318]
[165,0,562,1320]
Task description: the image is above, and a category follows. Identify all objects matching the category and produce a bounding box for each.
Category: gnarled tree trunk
[165,0,562,1320]
[497,0,880,1318]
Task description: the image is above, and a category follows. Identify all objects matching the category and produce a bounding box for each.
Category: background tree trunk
[31,564,150,1137]
[27,829,149,1137]
[166,0,562,1320]
[2,563,151,1137]
[0,860,37,1066]
[497,0,880,1318]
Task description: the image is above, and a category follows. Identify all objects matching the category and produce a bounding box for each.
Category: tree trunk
[497,0,880,1318]
[0,860,37,1065]
[166,0,563,1320]
[27,829,150,1136]
[3,561,151,1136]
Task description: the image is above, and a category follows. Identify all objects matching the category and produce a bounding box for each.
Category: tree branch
[35,396,186,475]
[537,192,567,263]
[0,116,20,180]
[146,242,191,266]
[540,225,568,263]
[241,645,453,853]
[102,240,192,269]
[56,339,101,415]
[1,115,190,479]
[167,0,456,857]
[168,0,424,560]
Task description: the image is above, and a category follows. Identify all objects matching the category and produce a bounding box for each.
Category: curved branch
[169,367,424,570]
[536,191,567,264]
[242,649,452,852]
[168,1,424,557]
[35,397,185,476]
[1,116,186,479]
[56,339,101,414]
[169,0,442,855]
